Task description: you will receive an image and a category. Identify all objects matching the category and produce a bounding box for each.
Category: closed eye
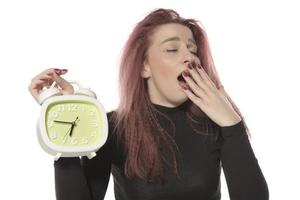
[166,49,177,52]
[166,49,197,55]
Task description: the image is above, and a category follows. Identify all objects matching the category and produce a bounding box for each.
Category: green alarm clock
[36,80,108,161]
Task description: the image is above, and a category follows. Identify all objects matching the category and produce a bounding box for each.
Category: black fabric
[54,100,269,200]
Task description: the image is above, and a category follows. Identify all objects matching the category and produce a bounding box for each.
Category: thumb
[52,71,74,95]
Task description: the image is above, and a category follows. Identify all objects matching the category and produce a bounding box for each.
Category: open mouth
[177,73,189,89]
[176,62,199,89]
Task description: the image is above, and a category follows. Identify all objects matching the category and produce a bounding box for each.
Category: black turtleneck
[54,100,269,200]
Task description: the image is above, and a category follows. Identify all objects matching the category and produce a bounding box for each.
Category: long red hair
[109,8,251,184]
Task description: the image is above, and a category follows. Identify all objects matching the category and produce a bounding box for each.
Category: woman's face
[142,23,200,107]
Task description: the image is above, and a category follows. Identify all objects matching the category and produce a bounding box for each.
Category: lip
[177,74,186,83]
[177,62,199,77]
[177,73,189,90]
[176,62,200,86]
[176,63,192,81]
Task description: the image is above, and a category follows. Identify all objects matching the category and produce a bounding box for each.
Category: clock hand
[69,117,79,137]
[69,123,75,137]
[53,120,73,124]
[63,124,73,141]
[62,117,80,141]
[74,116,79,123]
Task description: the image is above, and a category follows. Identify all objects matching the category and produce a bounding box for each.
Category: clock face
[45,100,104,147]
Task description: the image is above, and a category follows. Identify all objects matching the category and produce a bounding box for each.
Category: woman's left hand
[181,62,242,127]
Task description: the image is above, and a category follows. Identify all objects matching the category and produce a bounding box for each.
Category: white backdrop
[1,0,299,199]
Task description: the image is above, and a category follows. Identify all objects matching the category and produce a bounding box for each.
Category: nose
[183,50,199,68]
[184,59,198,69]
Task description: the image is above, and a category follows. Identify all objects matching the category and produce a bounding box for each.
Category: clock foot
[87,152,96,159]
[54,152,62,161]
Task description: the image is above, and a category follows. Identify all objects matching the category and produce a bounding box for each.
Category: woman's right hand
[28,68,74,104]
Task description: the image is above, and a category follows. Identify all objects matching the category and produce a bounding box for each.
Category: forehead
[149,23,195,45]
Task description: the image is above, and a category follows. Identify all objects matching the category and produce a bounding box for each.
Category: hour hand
[69,117,79,137]
[53,120,73,124]
[69,124,75,137]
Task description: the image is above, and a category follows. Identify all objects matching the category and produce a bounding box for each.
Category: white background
[1,0,299,199]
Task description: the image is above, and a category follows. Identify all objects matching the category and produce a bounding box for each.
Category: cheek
[160,64,172,77]
[153,65,178,91]
[152,58,176,78]
[148,49,178,80]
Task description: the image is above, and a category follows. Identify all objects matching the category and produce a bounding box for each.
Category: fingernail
[181,84,189,90]
[182,70,190,77]
[54,69,61,74]
[192,62,197,68]
[187,63,193,70]
[197,64,202,69]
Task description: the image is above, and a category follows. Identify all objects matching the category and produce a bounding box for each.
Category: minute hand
[54,120,73,124]
[62,124,73,141]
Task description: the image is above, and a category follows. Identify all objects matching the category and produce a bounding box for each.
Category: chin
[176,90,189,101]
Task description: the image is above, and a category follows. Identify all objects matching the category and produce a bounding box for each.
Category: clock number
[47,121,54,128]
[57,105,65,112]
[91,131,96,138]
[71,137,78,145]
[49,111,58,118]
[90,120,98,127]
[88,109,96,116]
[67,104,78,112]
[62,137,67,145]
[49,131,57,140]
[82,137,89,144]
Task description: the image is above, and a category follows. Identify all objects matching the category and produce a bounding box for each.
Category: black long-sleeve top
[54,100,269,200]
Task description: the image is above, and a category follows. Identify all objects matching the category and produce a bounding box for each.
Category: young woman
[28,8,269,200]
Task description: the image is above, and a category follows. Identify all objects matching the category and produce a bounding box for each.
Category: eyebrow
[159,36,196,46]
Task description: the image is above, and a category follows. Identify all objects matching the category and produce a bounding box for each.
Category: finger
[34,74,52,82]
[182,70,207,99]
[31,74,52,89]
[30,68,66,95]
[29,68,69,104]
[51,71,68,88]
[44,69,67,86]
[29,86,39,101]
[29,78,47,91]
[41,68,65,86]
[53,69,68,75]
[195,64,218,90]
[29,79,51,98]
[49,69,74,95]
[47,68,67,76]
[187,63,209,92]
[32,68,65,82]
[28,80,45,103]
[180,84,204,108]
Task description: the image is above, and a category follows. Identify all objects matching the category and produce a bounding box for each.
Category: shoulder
[106,110,115,119]
[105,110,125,164]
[106,110,117,132]
[106,110,118,122]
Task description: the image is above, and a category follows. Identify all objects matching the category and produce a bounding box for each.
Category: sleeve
[54,157,93,200]
[54,112,114,200]
[219,120,269,200]
[80,131,114,200]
